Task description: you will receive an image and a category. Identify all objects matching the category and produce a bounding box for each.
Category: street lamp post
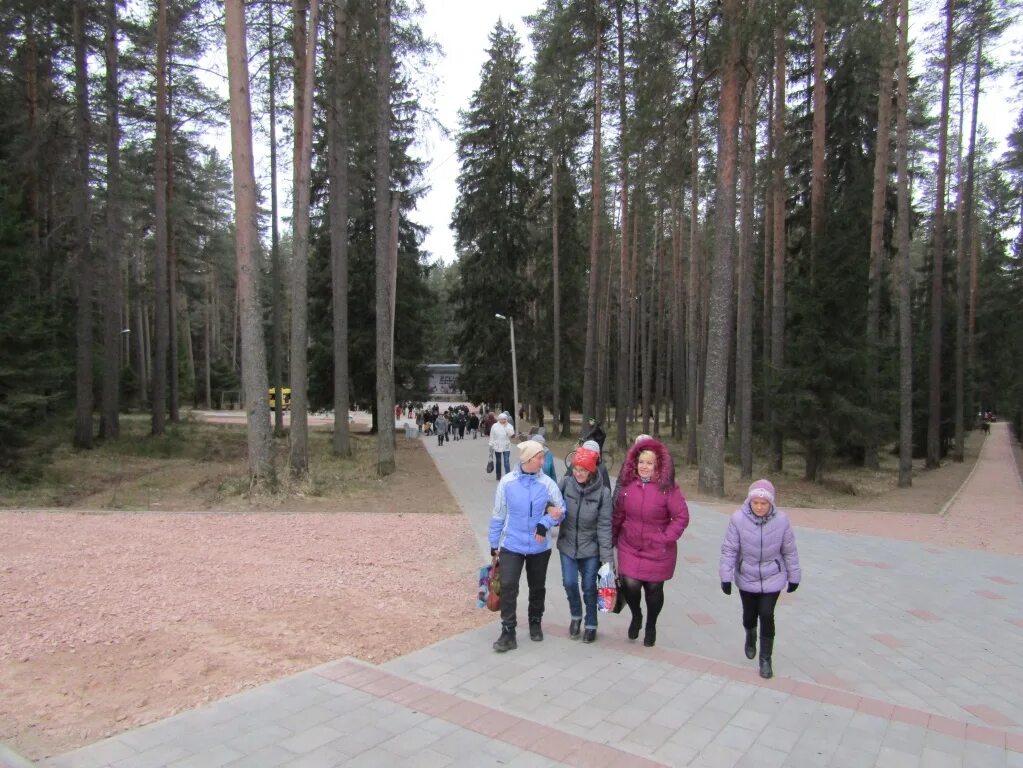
[495,313,518,427]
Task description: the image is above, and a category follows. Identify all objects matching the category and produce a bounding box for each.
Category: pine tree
[451,21,534,407]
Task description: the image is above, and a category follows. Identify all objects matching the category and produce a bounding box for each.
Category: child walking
[718,479,801,679]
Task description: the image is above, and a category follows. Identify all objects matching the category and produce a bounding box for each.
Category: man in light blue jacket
[489,440,566,652]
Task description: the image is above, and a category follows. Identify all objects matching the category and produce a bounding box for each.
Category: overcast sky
[412,1,543,265]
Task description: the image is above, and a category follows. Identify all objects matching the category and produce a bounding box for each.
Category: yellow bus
[268,387,292,410]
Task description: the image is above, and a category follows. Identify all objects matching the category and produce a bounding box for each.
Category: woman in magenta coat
[612,438,689,647]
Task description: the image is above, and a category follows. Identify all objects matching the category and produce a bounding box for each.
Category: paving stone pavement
[14,422,1023,767]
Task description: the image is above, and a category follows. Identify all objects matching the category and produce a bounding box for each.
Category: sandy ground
[2,429,1021,760]
[0,436,493,760]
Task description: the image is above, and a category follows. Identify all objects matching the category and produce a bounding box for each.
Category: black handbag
[612,577,626,613]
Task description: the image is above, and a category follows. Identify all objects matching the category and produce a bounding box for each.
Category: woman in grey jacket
[557,446,613,643]
[719,479,801,679]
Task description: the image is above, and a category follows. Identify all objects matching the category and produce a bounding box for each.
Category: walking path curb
[0,743,35,768]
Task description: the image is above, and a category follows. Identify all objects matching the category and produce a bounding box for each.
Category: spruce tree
[451,21,534,407]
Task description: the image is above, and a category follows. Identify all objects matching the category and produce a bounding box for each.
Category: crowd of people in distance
[395,402,483,444]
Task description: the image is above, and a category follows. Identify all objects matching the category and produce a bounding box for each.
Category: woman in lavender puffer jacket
[719,479,801,679]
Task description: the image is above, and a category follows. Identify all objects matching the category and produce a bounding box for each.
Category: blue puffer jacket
[489,466,566,555]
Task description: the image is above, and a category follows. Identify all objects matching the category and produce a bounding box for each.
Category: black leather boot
[745,628,757,660]
[628,610,643,640]
[759,635,774,679]
[529,618,543,641]
[493,626,517,653]
[643,625,656,647]
[569,619,582,639]
[582,628,596,643]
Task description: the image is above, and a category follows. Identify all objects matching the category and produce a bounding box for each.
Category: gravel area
[0,511,490,759]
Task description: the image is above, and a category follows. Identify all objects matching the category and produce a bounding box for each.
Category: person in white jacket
[489,411,516,480]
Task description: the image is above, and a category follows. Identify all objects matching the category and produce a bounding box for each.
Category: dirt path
[691,422,1023,555]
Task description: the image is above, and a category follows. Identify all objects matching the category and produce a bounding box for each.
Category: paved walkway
[13,424,1023,767]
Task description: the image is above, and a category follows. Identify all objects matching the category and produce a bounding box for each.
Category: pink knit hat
[746,479,776,506]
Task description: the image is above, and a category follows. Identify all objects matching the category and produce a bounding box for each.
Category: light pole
[495,313,518,427]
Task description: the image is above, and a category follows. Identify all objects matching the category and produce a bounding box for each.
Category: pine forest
[1,0,1022,495]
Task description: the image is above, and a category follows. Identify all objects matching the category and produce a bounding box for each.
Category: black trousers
[739,589,780,638]
[498,548,551,630]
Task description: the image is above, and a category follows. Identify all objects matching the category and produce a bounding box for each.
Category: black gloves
[721,582,732,595]
[535,524,548,537]
[490,548,498,558]
[787,582,799,593]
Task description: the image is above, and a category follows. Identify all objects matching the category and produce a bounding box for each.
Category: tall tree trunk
[582,4,603,427]
[552,157,564,437]
[615,0,630,450]
[640,251,651,434]
[628,202,640,423]
[655,229,669,436]
[152,0,170,436]
[100,0,123,440]
[289,0,320,477]
[72,0,93,449]
[374,0,396,475]
[956,9,984,461]
[686,103,700,466]
[865,0,896,469]
[698,0,741,497]
[769,20,787,473]
[762,72,774,429]
[267,0,285,436]
[810,8,826,288]
[133,253,148,406]
[167,91,180,423]
[329,0,352,457]
[896,0,912,486]
[736,18,758,481]
[24,17,42,297]
[180,293,195,405]
[800,10,820,477]
[672,193,685,438]
[927,0,955,468]
[806,7,830,480]
[225,0,274,484]
[205,270,212,409]
[597,241,613,424]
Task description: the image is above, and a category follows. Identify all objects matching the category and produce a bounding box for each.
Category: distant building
[425,363,464,399]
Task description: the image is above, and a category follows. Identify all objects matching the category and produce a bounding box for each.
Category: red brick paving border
[319,629,1023,759]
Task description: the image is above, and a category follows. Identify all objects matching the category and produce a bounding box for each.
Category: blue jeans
[494,451,511,480]
[560,553,600,629]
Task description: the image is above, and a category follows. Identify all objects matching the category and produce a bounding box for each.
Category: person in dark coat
[434,412,448,446]
[482,411,497,437]
[557,447,612,642]
[581,417,606,453]
[719,479,802,679]
[612,438,689,647]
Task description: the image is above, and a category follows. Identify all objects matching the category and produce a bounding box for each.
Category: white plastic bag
[596,562,617,613]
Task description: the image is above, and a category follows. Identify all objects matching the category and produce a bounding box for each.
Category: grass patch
[0,413,362,509]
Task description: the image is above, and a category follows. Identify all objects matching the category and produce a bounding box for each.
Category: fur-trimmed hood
[618,438,676,492]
